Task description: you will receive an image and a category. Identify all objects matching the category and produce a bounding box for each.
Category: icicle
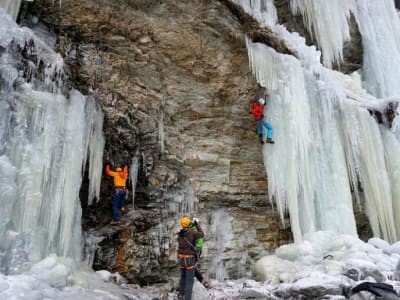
[236,0,400,243]
[130,156,140,209]
[84,96,105,205]
[208,209,233,281]
[289,0,356,68]
[159,104,165,155]
[0,0,23,21]
[246,39,361,242]
[355,0,400,98]
[0,9,105,273]
[231,0,277,26]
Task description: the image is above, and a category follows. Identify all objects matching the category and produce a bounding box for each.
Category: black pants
[194,268,203,283]
[179,255,196,300]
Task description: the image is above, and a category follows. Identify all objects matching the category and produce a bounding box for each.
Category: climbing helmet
[180,216,191,228]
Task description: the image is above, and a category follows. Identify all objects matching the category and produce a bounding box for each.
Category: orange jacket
[251,103,264,121]
[106,165,128,187]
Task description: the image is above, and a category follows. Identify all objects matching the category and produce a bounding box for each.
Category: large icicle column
[0,0,23,20]
[0,10,104,274]
[286,0,400,242]
[246,39,357,242]
[290,0,400,98]
[238,0,400,243]
[289,0,356,68]
[355,0,400,98]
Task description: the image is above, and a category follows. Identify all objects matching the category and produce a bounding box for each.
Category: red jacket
[251,103,264,121]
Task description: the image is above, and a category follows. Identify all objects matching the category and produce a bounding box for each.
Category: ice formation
[290,0,356,68]
[0,0,23,20]
[238,1,400,243]
[0,8,104,274]
[129,156,140,208]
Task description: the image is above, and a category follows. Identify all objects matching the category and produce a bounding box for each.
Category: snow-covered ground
[2,232,400,299]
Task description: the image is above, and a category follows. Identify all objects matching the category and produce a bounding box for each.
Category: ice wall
[246,40,357,241]
[232,0,277,26]
[0,10,104,273]
[355,0,400,98]
[0,0,23,20]
[208,209,234,281]
[289,0,400,98]
[239,1,400,243]
[290,0,355,68]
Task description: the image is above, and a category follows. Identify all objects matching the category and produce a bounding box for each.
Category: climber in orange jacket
[251,98,274,144]
[105,164,129,225]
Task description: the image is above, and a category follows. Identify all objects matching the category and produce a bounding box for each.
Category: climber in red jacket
[251,98,274,144]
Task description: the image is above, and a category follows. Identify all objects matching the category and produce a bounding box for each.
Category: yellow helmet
[116,167,122,172]
[180,216,191,228]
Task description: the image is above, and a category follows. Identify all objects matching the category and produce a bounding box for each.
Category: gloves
[192,218,199,224]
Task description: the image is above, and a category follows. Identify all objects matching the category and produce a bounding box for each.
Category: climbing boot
[266,138,275,144]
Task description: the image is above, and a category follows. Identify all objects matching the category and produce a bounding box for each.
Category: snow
[1,233,400,299]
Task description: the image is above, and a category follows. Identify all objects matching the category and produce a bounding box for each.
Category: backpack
[183,235,202,258]
[190,225,204,257]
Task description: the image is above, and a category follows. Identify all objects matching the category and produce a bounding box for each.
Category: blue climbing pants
[256,119,273,139]
[112,187,126,221]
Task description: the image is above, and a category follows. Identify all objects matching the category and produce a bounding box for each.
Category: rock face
[23,0,367,286]
[24,0,293,284]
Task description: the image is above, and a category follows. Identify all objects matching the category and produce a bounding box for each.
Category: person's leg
[264,122,273,139]
[184,267,196,300]
[112,191,120,221]
[256,120,264,137]
[194,268,203,283]
[179,268,186,299]
[120,191,126,213]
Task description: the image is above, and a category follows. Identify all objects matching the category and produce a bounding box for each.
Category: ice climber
[177,216,205,300]
[251,97,274,144]
[105,164,128,225]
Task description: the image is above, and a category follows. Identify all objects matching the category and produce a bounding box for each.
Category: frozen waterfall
[355,0,400,98]
[0,9,104,273]
[290,0,356,68]
[238,1,400,243]
[0,0,23,21]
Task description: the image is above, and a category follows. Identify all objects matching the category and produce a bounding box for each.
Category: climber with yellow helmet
[177,216,204,300]
[105,164,129,225]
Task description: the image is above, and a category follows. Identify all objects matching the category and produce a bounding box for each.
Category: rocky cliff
[21,0,364,286]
